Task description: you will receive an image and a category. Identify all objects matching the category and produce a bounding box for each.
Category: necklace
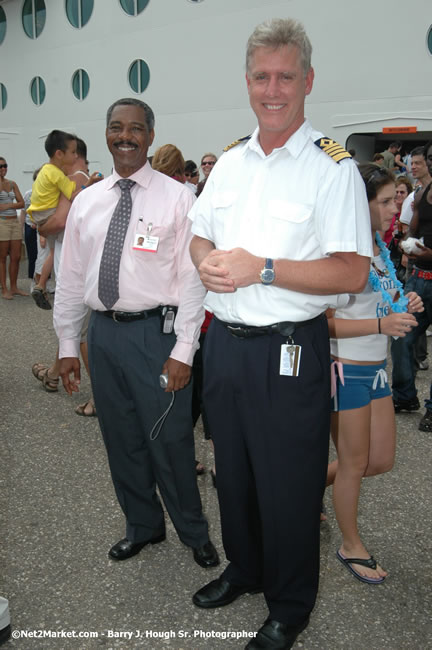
[368,232,408,313]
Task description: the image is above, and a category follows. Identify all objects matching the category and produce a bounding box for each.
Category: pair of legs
[0,239,27,299]
[327,394,395,580]
[202,316,330,625]
[88,312,209,547]
[33,341,95,413]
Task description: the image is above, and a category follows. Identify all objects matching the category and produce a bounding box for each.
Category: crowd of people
[1,16,431,650]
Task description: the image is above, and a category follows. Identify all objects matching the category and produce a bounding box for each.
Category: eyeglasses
[185,171,199,178]
[201,161,215,166]
[0,164,7,169]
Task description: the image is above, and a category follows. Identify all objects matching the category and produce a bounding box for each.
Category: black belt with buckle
[216,314,323,339]
[100,307,161,323]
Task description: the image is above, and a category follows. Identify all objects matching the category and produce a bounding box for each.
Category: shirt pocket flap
[211,191,238,209]
[269,200,313,223]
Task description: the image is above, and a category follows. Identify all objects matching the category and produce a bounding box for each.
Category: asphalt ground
[1,263,431,650]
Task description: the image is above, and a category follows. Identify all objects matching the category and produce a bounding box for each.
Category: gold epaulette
[223,135,251,152]
[314,138,351,163]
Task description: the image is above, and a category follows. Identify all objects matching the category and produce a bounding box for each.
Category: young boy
[28,129,100,309]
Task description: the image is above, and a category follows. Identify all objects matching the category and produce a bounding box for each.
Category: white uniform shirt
[189,119,372,325]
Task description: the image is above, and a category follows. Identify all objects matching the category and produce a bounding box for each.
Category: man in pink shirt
[54,98,218,568]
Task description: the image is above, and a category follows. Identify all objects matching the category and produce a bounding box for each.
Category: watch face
[261,268,275,284]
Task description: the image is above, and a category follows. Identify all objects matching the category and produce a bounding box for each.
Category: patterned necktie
[98,178,135,310]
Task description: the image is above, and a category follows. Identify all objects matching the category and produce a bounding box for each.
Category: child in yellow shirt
[29,130,100,309]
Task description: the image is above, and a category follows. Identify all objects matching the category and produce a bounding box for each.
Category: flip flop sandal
[336,550,385,584]
[32,363,49,381]
[41,370,59,392]
[75,399,97,417]
[31,287,52,310]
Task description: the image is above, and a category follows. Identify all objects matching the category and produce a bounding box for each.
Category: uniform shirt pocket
[266,200,314,258]
[210,191,238,245]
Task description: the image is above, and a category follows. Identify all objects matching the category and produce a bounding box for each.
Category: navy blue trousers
[203,315,330,625]
[88,311,209,547]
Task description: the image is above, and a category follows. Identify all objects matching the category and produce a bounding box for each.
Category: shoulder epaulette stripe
[314,138,351,163]
[223,135,251,152]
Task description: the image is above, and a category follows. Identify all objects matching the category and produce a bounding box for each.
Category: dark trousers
[192,332,211,438]
[203,316,330,625]
[88,311,209,547]
[24,223,37,279]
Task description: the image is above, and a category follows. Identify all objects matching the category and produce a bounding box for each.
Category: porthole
[66,0,94,29]
[72,69,90,100]
[0,7,6,46]
[128,59,150,94]
[119,0,150,17]
[30,76,46,106]
[22,0,46,39]
[0,83,7,111]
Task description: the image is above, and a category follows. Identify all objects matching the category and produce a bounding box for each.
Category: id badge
[280,344,302,377]
[133,222,159,252]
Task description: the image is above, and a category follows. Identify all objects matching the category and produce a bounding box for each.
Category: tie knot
[117,179,135,192]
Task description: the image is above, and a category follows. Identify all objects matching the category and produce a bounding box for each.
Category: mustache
[113,141,138,148]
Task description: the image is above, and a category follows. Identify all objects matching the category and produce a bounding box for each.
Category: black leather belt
[100,307,161,323]
[216,314,323,339]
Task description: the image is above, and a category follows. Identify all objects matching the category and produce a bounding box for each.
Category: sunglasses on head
[366,167,389,186]
[0,164,7,169]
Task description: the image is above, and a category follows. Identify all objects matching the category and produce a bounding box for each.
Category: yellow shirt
[28,163,76,216]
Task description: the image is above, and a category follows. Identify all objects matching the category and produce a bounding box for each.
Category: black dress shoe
[108,533,166,561]
[192,540,220,568]
[246,617,309,649]
[193,576,262,608]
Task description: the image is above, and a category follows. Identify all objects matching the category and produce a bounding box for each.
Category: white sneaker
[418,359,429,371]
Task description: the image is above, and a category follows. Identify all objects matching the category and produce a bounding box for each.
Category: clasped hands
[198,247,261,293]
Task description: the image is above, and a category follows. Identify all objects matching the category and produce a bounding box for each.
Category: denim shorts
[331,361,391,411]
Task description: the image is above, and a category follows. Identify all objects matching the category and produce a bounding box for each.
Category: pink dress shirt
[54,162,205,366]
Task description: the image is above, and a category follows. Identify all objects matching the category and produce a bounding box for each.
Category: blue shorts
[331,361,391,411]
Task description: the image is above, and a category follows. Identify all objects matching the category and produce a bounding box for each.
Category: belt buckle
[227,325,246,338]
[112,311,119,322]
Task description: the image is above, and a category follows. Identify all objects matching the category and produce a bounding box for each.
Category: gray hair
[106,98,155,132]
[246,18,312,77]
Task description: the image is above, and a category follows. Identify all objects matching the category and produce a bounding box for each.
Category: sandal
[41,370,59,392]
[75,399,97,417]
[336,550,385,584]
[32,363,49,381]
[31,286,52,310]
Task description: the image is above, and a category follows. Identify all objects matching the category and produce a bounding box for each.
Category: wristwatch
[260,258,275,285]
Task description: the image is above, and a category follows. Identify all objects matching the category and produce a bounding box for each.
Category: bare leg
[9,239,28,295]
[48,348,61,379]
[35,247,54,291]
[332,407,387,580]
[0,241,12,299]
[364,395,396,476]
